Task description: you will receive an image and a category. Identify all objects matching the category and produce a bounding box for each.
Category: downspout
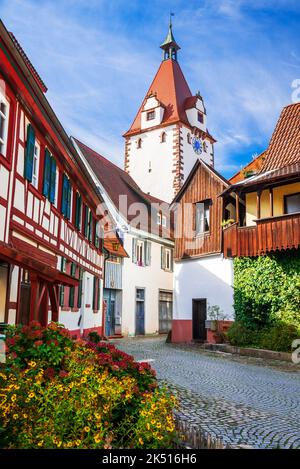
[101,247,110,339]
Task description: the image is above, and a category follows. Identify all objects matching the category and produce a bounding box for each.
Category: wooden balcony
[223,212,300,258]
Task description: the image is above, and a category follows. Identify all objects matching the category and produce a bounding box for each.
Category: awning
[103,237,128,258]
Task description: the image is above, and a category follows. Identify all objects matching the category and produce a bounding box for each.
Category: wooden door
[192,299,207,341]
[135,288,145,335]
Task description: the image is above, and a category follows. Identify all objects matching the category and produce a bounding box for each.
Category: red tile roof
[73,138,173,238]
[260,102,300,172]
[124,59,193,136]
[9,32,48,93]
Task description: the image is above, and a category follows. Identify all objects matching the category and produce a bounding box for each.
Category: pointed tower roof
[160,16,180,51]
[123,59,193,137]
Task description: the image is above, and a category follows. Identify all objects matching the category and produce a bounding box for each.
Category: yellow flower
[13,414,18,420]
[146,423,150,431]
[139,438,144,445]
[29,392,35,399]
[23,413,28,419]
[157,435,163,440]
[56,441,62,448]
[37,441,43,447]
[151,420,156,425]
[151,404,156,410]
[156,423,162,429]
[28,361,37,368]
[75,440,81,446]
[81,377,87,383]
[67,442,73,448]
[94,433,102,444]
[11,394,16,402]
[84,426,90,433]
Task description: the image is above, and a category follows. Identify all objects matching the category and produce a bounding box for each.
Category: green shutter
[77,269,83,308]
[59,285,65,307]
[43,148,51,197]
[75,193,82,230]
[88,211,93,242]
[24,123,35,182]
[49,157,57,203]
[61,174,69,217]
[67,179,72,220]
[84,206,89,238]
[69,287,75,308]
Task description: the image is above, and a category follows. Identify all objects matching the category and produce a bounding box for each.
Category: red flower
[44,368,56,379]
[33,340,43,347]
[59,370,69,378]
[6,338,15,347]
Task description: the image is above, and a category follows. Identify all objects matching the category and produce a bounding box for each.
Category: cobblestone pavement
[113,336,300,449]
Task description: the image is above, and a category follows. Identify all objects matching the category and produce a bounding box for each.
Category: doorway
[135,288,145,335]
[104,289,116,337]
[159,290,173,333]
[192,299,207,342]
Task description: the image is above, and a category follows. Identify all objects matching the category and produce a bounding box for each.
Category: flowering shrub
[0,322,177,449]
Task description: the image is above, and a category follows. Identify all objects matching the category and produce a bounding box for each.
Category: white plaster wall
[0,164,9,199]
[127,125,176,203]
[0,205,6,242]
[180,126,213,180]
[121,233,173,336]
[174,254,234,321]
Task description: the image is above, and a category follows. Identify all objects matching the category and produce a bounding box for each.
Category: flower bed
[0,322,177,449]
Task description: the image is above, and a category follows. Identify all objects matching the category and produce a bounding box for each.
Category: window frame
[0,92,9,158]
[146,110,155,121]
[284,192,300,215]
[195,199,211,236]
[197,112,204,124]
[31,140,40,189]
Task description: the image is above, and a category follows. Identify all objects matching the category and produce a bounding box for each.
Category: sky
[1,0,300,178]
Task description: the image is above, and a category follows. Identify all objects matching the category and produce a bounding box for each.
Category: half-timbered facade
[171,159,234,343]
[0,20,109,335]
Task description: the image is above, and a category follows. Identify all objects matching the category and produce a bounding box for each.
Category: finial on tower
[160,13,180,61]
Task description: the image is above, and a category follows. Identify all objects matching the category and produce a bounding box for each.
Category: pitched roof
[73,138,173,238]
[124,59,193,136]
[260,102,300,172]
[229,151,266,184]
[9,31,47,93]
[172,158,230,204]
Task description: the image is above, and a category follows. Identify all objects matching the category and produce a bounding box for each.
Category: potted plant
[206,305,228,343]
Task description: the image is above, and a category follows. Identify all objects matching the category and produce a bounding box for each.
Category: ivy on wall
[233,249,300,330]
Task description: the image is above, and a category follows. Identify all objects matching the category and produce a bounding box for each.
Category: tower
[123,19,216,203]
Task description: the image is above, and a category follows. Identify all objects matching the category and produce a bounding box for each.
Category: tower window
[160,132,166,143]
[203,141,208,153]
[146,110,155,121]
[187,133,191,144]
[136,138,142,149]
[198,112,204,124]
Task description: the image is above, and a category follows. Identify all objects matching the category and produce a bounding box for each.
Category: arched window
[136,138,142,149]
[160,131,166,143]
[187,133,191,144]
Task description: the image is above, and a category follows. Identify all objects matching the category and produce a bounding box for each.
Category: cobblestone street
[113,336,300,449]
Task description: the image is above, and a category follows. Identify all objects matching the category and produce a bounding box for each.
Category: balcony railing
[223,212,300,257]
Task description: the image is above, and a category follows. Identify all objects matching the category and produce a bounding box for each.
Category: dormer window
[136,138,142,149]
[160,131,166,143]
[146,110,155,121]
[198,112,204,124]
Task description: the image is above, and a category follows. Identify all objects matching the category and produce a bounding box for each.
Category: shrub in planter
[257,323,300,352]
[226,322,257,347]
[0,322,177,449]
[87,331,102,344]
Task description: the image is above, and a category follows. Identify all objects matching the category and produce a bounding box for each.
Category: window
[132,238,151,266]
[92,276,101,311]
[136,138,142,149]
[31,141,40,189]
[187,133,191,144]
[198,112,204,124]
[161,246,173,272]
[43,148,57,203]
[195,200,211,235]
[61,174,72,219]
[157,212,162,225]
[284,193,300,214]
[0,94,9,157]
[74,192,82,230]
[69,263,77,308]
[157,212,167,227]
[203,141,208,153]
[162,215,167,227]
[160,131,166,143]
[146,110,155,121]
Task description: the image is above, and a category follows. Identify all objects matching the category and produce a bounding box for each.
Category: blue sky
[1,0,300,177]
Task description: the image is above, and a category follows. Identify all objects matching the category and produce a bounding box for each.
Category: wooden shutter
[161,246,166,269]
[61,174,68,217]
[95,221,100,248]
[49,157,57,204]
[84,206,89,238]
[66,179,72,220]
[43,148,51,197]
[132,238,137,263]
[75,193,82,230]
[145,240,151,266]
[88,211,93,242]
[24,123,35,182]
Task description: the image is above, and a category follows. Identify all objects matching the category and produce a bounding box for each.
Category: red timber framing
[0,20,115,330]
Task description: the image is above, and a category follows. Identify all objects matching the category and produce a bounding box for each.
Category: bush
[226,321,300,352]
[87,330,102,344]
[233,251,300,330]
[0,322,177,449]
[226,322,257,347]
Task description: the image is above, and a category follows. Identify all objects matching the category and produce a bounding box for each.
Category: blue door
[104,289,116,337]
[135,288,145,335]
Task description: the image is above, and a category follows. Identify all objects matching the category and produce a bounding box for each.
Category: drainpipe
[101,247,110,339]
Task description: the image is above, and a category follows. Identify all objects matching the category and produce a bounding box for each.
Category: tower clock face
[192,137,202,155]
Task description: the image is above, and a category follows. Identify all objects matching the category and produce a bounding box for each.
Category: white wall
[127,125,176,203]
[180,126,213,180]
[174,254,234,321]
[121,233,173,336]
